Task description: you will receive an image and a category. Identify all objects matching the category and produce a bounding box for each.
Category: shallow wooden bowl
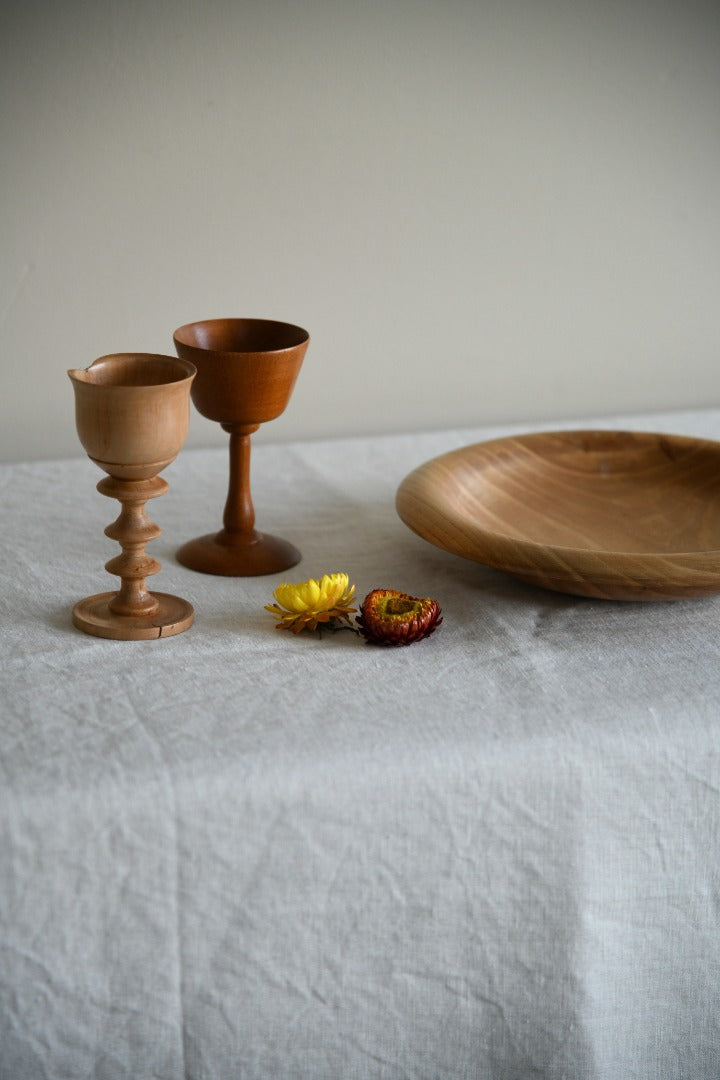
[396,430,720,600]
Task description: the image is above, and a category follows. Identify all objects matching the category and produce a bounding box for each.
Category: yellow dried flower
[265,572,357,634]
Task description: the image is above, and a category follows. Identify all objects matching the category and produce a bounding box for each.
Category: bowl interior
[405,431,720,555]
[75,354,194,387]
[395,429,720,601]
[174,319,309,355]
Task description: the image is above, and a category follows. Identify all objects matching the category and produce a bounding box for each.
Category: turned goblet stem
[72,470,194,640]
[99,475,166,616]
[174,415,301,574]
[221,424,259,540]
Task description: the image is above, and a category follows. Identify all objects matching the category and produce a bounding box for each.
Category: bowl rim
[173,317,310,355]
[68,353,196,388]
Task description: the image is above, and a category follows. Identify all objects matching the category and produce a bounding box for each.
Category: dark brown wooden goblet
[173,318,309,575]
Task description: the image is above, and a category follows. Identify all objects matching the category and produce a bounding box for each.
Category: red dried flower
[356,588,442,646]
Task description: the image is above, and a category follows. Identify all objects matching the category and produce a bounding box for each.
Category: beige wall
[2,0,719,464]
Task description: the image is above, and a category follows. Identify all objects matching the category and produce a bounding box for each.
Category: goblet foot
[72,592,194,640]
[176,529,301,576]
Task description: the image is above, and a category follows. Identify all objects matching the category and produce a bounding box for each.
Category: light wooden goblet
[173,318,309,576]
[68,353,196,639]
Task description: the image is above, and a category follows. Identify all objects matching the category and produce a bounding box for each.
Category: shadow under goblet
[173,318,309,576]
[68,353,196,640]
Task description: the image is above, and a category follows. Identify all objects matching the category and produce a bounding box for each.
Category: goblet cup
[68,353,196,639]
[173,318,309,575]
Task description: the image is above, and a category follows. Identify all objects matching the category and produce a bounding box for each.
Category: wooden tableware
[396,429,720,600]
[68,353,196,638]
[173,318,309,576]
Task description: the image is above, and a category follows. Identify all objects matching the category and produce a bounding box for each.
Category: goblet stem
[221,424,259,539]
[72,470,194,639]
[99,476,166,615]
[175,421,300,576]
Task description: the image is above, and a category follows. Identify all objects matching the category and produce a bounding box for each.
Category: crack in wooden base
[72,592,194,640]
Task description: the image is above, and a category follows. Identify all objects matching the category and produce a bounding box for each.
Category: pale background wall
[2,0,719,465]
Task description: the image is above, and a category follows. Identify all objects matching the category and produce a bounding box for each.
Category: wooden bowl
[68,353,196,480]
[173,318,309,426]
[396,430,720,600]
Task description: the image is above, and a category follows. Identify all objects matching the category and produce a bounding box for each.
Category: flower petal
[266,572,357,634]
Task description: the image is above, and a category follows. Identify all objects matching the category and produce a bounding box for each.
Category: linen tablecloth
[1,410,719,1079]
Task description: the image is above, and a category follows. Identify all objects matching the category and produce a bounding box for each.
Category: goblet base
[72,592,194,640]
[176,530,301,576]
